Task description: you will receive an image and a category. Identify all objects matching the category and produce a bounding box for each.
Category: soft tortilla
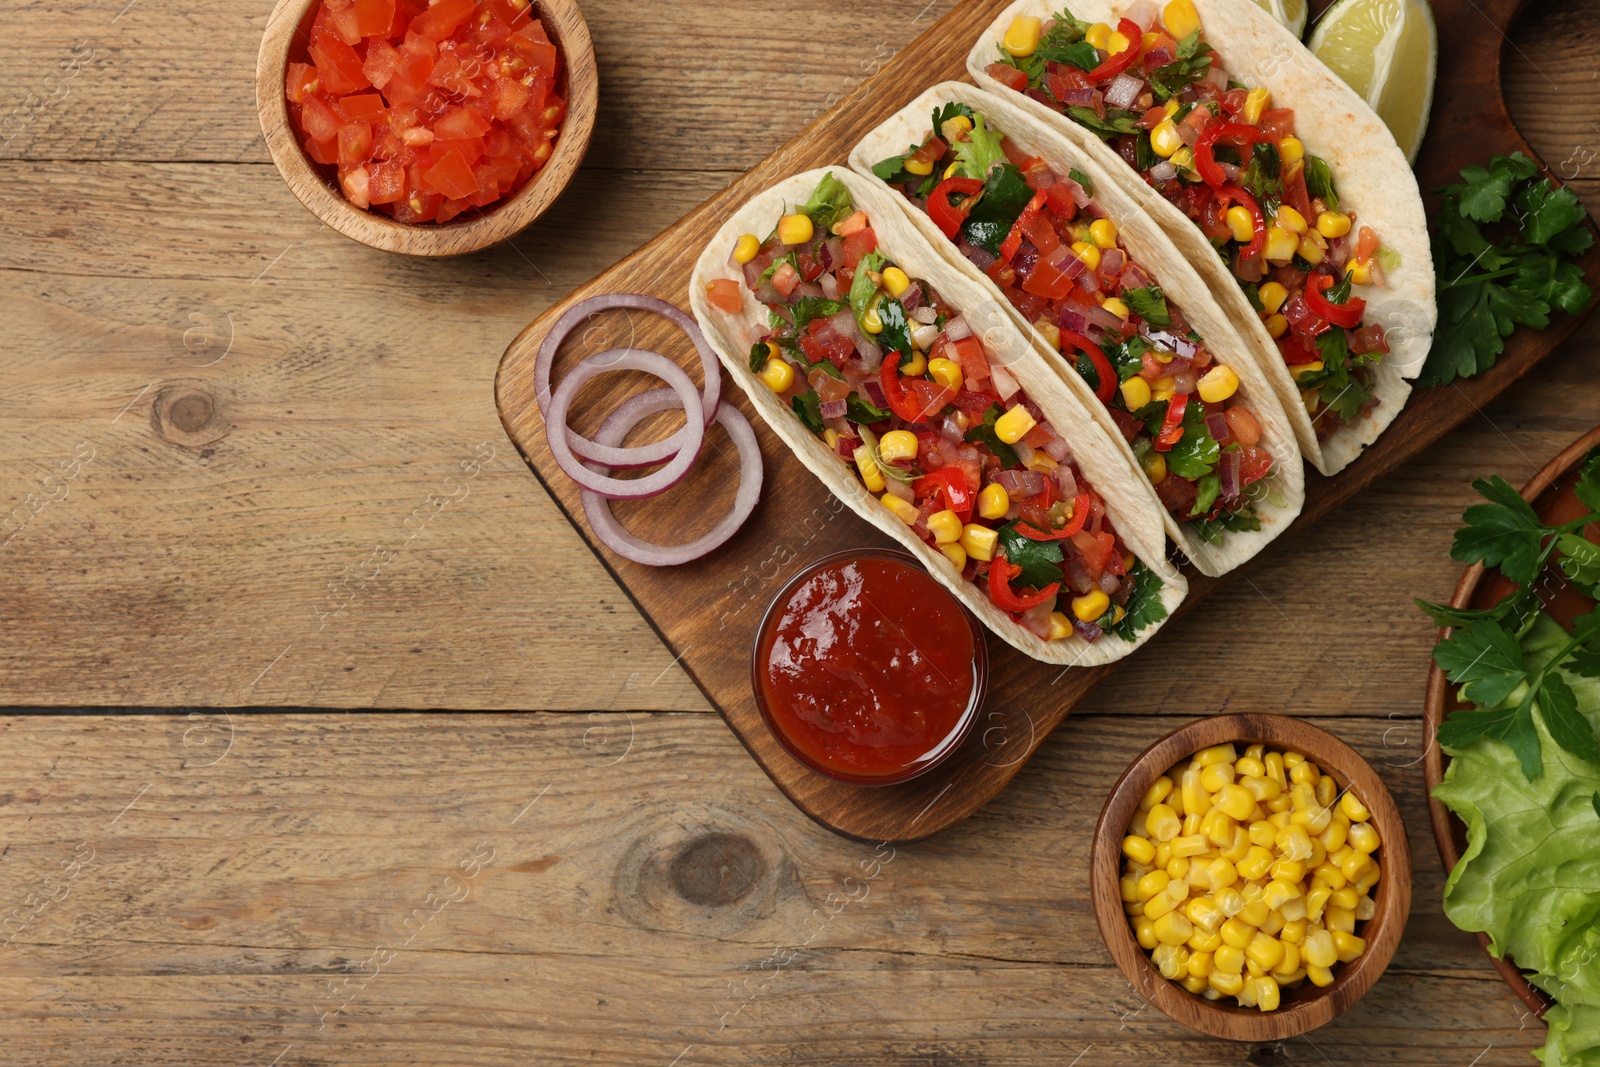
[689,167,1187,667]
[848,82,1305,576]
[968,0,1436,475]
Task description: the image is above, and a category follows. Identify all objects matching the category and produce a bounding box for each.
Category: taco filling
[986,1,1391,441]
[872,99,1276,546]
[703,173,1167,644]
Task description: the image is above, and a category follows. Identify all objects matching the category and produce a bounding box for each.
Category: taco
[969,0,1435,475]
[850,82,1304,575]
[689,168,1187,666]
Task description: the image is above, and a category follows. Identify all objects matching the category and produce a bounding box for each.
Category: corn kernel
[758,356,794,393]
[1263,879,1301,910]
[1167,857,1191,881]
[733,233,761,264]
[1172,833,1209,859]
[1275,206,1308,237]
[1220,917,1255,950]
[1238,899,1270,928]
[1236,846,1273,882]
[1156,841,1176,868]
[895,349,926,376]
[1085,21,1113,50]
[1315,775,1338,808]
[1297,235,1326,265]
[1340,850,1373,882]
[959,523,997,562]
[1289,360,1325,382]
[1003,14,1043,56]
[1253,282,1287,316]
[1279,920,1307,948]
[941,115,973,142]
[1119,874,1141,903]
[876,266,910,299]
[1252,974,1281,1012]
[1143,802,1180,842]
[1278,136,1304,166]
[777,213,814,246]
[1181,767,1207,821]
[1187,895,1225,933]
[994,404,1036,444]
[1332,930,1366,963]
[1225,205,1256,244]
[1340,792,1371,822]
[1213,943,1245,975]
[1070,240,1101,271]
[1290,805,1333,835]
[977,483,1010,521]
[1150,119,1183,158]
[1189,927,1223,953]
[1197,365,1240,404]
[1345,258,1373,285]
[1098,298,1131,324]
[1316,211,1352,239]
[1153,942,1189,979]
[1072,589,1111,624]
[1355,894,1376,921]
[1089,219,1119,249]
[1348,821,1380,854]
[1153,910,1194,946]
[1262,225,1297,264]
[877,430,918,463]
[1135,917,1159,950]
[1181,974,1209,994]
[1305,963,1334,987]
[1197,744,1238,767]
[925,509,962,545]
[1237,86,1269,125]
[1242,776,1283,804]
[939,543,967,570]
[1188,949,1215,979]
[1319,817,1349,853]
[1246,932,1284,972]
[1164,0,1200,39]
[1115,378,1152,415]
[904,155,935,177]
[1170,146,1195,172]
[1136,870,1171,901]
[1200,761,1235,793]
[1353,865,1381,895]
[923,355,964,391]
[1204,857,1238,891]
[853,445,886,492]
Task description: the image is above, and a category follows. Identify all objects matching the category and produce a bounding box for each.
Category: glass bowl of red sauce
[752,549,989,787]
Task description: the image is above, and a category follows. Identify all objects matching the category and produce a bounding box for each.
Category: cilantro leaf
[845,395,891,425]
[965,404,1020,467]
[1451,475,1546,585]
[872,146,922,185]
[1148,35,1214,102]
[1192,474,1221,516]
[995,521,1065,590]
[1433,619,1529,709]
[798,172,855,234]
[1107,335,1152,383]
[1414,586,1542,635]
[1104,561,1168,641]
[1069,167,1095,197]
[1044,39,1102,71]
[1189,508,1262,546]
[1067,106,1143,140]
[1593,792,1600,819]
[1167,399,1219,480]
[1557,532,1600,593]
[748,341,771,373]
[1455,153,1538,223]
[962,163,1036,256]
[1241,141,1282,202]
[876,298,913,362]
[1539,672,1600,764]
[1122,285,1171,329]
[791,391,823,434]
[1438,692,1545,781]
[1303,155,1338,212]
[790,297,846,335]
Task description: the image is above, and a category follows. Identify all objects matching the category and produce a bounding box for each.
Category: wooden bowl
[1422,424,1600,1019]
[1091,713,1412,1041]
[254,0,597,256]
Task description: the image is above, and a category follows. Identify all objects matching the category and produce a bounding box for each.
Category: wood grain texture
[493,0,1600,842]
[0,0,1597,1059]
[0,711,1547,1065]
[254,0,599,256]
[1091,713,1411,1041]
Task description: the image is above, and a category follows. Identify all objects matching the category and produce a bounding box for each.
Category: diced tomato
[1239,446,1273,486]
[436,197,470,224]
[840,228,878,270]
[953,389,1000,414]
[337,92,386,120]
[434,105,492,140]
[326,4,362,45]
[1257,108,1296,142]
[905,380,957,421]
[1022,254,1078,300]
[410,0,475,40]
[299,94,342,142]
[362,38,401,90]
[1046,67,1091,103]
[337,121,373,167]
[985,62,1029,92]
[285,62,321,104]
[509,26,559,75]
[304,135,339,165]
[422,145,479,198]
[800,320,855,368]
[1220,88,1248,116]
[1074,530,1117,576]
[1042,182,1078,220]
[309,35,370,95]
[1356,225,1380,262]
[947,336,990,383]
[1282,166,1313,221]
[353,0,395,36]
[705,279,743,314]
[490,75,533,121]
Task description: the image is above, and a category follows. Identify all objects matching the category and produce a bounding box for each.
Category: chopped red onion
[536,293,721,469]
[819,273,841,300]
[912,306,938,325]
[1166,354,1194,378]
[1042,436,1073,463]
[820,398,847,420]
[1205,65,1229,91]
[1125,0,1160,29]
[1073,618,1103,642]
[1060,86,1098,106]
[1207,411,1234,446]
[1059,306,1089,334]
[885,477,914,503]
[960,240,998,271]
[1085,305,1126,334]
[900,282,924,313]
[578,388,762,566]
[793,281,824,300]
[1020,599,1057,637]
[1150,161,1178,182]
[1064,178,1092,208]
[1099,572,1121,595]
[1013,439,1035,467]
[820,238,843,270]
[1099,247,1126,278]
[863,380,888,408]
[991,363,1021,400]
[940,416,965,444]
[912,323,941,350]
[1173,371,1197,395]
[836,434,859,460]
[945,316,973,341]
[996,468,1046,498]
[1219,448,1242,500]
[855,337,884,367]
[1105,74,1146,109]
[1056,465,1078,498]
[1121,262,1152,290]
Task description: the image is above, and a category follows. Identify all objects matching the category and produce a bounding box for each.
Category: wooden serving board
[496,0,1600,842]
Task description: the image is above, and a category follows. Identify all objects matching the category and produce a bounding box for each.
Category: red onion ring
[545,349,705,499]
[579,388,763,566]
[536,294,722,469]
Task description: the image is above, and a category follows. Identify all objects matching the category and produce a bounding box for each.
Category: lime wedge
[1251,0,1308,39]
[1307,0,1437,163]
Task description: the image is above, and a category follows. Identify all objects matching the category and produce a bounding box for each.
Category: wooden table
[0,0,1594,1061]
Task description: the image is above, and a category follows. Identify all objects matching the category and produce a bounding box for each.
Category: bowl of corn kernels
[1090,713,1412,1041]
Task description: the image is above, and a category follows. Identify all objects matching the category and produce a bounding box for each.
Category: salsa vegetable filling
[872,99,1276,546]
[706,174,1168,644]
[987,0,1392,440]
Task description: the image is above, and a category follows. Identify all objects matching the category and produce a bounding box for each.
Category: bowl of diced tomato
[255,0,596,255]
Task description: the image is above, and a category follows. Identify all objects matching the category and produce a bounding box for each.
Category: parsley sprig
[1417,453,1600,778]
[1421,152,1594,386]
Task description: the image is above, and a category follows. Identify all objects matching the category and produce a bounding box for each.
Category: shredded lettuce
[952,113,1008,181]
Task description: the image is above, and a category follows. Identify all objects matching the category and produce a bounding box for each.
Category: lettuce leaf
[1434,611,1600,1067]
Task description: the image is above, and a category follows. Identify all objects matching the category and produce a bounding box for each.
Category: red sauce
[754,552,985,785]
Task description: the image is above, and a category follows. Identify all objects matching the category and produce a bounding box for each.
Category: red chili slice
[988,553,1060,612]
[1195,122,1260,188]
[1015,491,1093,540]
[998,191,1048,265]
[1304,272,1367,329]
[1060,330,1117,404]
[1085,18,1144,82]
[914,468,975,522]
[1155,392,1188,452]
[927,176,985,239]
